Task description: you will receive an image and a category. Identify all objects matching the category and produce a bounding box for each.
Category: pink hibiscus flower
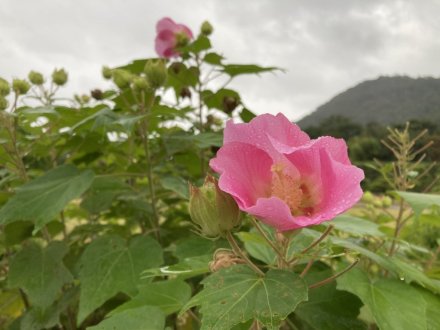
[209,113,364,231]
[155,17,193,58]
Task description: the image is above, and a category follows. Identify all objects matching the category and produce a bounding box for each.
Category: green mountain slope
[298,76,440,128]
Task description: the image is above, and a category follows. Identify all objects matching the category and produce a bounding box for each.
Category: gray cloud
[1,0,439,121]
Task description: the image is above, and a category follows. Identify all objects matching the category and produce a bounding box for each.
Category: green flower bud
[12,79,31,95]
[361,191,374,204]
[382,196,393,208]
[112,69,133,89]
[189,175,241,238]
[81,94,91,103]
[52,68,68,86]
[0,96,8,110]
[28,71,44,85]
[201,21,213,36]
[144,60,167,89]
[132,76,150,92]
[0,78,10,96]
[102,66,113,80]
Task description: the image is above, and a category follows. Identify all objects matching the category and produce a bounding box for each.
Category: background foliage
[0,20,439,330]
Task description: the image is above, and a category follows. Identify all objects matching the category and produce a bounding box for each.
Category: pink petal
[248,146,364,231]
[223,113,310,160]
[155,30,176,58]
[209,142,273,209]
[156,17,177,33]
[177,24,194,39]
[295,136,351,165]
[315,148,364,218]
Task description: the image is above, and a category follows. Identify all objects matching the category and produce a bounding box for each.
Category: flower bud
[81,94,91,103]
[382,196,392,207]
[361,191,374,204]
[102,66,113,80]
[91,89,104,100]
[112,69,133,89]
[28,71,44,85]
[222,96,239,114]
[52,68,68,86]
[12,79,31,95]
[201,21,213,36]
[180,87,191,99]
[0,96,8,111]
[189,175,241,238]
[132,76,150,92]
[144,60,167,89]
[0,78,10,96]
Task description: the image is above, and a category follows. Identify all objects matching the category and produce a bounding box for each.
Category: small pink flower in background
[155,17,193,58]
[210,113,364,231]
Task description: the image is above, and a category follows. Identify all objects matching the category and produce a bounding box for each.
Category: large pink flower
[155,17,193,58]
[209,113,364,231]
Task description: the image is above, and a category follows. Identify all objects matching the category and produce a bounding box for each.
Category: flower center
[271,164,318,216]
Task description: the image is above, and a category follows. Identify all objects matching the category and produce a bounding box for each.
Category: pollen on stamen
[271,163,317,216]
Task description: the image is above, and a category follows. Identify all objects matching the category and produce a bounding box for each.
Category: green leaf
[396,191,440,218]
[333,238,440,293]
[182,265,308,329]
[337,268,439,330]
[239,108,256,123]
[110,280,191,316]
[81,177,131,214]
[237,231,276,265]
[296,266,366,330]
[88,306,165,330]
[222,64,282,77]
[142,255,210,281]
[203,52,224,65]
[8,241,73,309]
[185,35,211,53]
[203,88,240,111]
[77,235,163,323]
[0,165,94,231]
[160,176,189,199]
[330,214,385,237]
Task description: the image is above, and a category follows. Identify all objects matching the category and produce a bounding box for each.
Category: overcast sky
[1,0,439,121]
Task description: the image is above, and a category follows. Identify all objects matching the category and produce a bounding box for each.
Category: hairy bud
[201,21,213,36]
[112,69,133,89]
[102,66,113,80]
[144,60,167,89]
[0,78,10,96]
[12,79,31,95]
[189,175,241,238]
[52,68,68,86]
[0,97,8,111]
[132,77,150,92]
[28,71,44,85]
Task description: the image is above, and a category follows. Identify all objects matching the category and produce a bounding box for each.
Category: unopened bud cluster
[362,191,392,208]
[189,175,241,238]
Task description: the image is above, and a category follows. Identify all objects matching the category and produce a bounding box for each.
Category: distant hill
[298,76,440,128]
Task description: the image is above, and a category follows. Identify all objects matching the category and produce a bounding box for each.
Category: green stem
[138,90,160,240]
[288,225,333,265]
[309,259,359,289]
[226,232,264,276]
[251,218,288,268]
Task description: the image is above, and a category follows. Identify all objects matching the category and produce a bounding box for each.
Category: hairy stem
[226,232,264,276]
